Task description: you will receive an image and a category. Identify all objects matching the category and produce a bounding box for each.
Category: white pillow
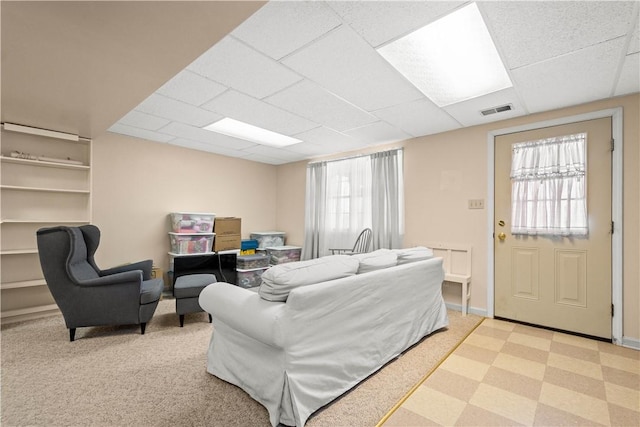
[393,246,434,265]
[352,249,398,274]
[258,255,359,302]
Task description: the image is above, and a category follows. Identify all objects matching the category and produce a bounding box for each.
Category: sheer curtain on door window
[511,133,588,236]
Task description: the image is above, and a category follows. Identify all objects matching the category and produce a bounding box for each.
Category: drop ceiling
[2,1,639,166]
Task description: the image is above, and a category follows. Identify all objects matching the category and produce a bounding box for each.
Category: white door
[494,118,612,339]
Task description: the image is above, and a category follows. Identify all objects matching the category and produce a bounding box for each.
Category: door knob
[498,232,506,241]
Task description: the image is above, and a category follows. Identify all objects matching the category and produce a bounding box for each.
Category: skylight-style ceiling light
[203,118,302,147]
[377,2,512,107]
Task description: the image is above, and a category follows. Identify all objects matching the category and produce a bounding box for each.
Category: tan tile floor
[382,318,640,426]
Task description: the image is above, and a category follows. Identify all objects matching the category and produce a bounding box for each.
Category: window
[326,156,372,232]
[511,133,587,236]
[302,149,404,259]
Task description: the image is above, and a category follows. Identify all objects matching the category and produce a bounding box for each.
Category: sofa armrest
[199,283,287,348]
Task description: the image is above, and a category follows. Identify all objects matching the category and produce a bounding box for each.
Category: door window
[510,132,587,236]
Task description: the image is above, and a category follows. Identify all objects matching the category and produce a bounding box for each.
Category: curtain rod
[1,122,91,142]
[308,146,403,166]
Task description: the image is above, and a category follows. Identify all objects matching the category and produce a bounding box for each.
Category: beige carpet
[1,299,482,426]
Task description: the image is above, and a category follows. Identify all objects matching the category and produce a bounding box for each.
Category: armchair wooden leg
[69,328,76,342]
[140,323,146,335]
[179,315,185,327]
[208,314,212,323]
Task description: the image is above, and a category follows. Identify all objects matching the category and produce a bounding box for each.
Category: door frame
[486,107,623,345]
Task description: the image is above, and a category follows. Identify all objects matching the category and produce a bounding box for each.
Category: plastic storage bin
[237,254,269,269]
[170,212,215,233]
[266,246,302,265]
[250,231,286,249]
[236,267,268,288]
[169,232,214,254]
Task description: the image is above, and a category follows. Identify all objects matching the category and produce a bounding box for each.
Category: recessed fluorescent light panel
[203,118,302,147]
[377,2,512,107]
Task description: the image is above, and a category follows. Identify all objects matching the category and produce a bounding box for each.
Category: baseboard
[445,302,488,317]
[622,336,640,350]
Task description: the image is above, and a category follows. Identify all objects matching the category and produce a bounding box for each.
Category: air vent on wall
[480,104,513,116]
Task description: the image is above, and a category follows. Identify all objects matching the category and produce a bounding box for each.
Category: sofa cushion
[393,246,434,265]
[258,255,359,302]
[352,249,398,274]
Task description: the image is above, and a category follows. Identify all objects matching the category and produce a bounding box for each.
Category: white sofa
[199,248,448,427]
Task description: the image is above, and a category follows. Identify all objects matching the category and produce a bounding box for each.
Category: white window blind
[511,133,588,236]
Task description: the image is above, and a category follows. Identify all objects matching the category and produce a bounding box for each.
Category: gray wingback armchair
[36,225,164,342]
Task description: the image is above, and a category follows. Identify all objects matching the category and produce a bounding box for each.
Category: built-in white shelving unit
[1,124,92,323]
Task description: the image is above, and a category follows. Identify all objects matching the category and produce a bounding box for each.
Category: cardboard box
[151,266,163,280]
[152,267,169,292]
[214,234,241,252]
[215,217,241,236]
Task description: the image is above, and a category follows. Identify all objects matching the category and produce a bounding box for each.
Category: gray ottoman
[174,274,216,327]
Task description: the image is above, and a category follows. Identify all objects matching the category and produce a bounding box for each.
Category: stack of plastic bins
[168,212,216,293]
[236,253,270,288]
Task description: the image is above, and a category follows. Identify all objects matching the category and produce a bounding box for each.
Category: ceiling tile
[265,80,378,132]
[231,1,341,60]
[328,1,465,48]
[135,94,222,127]
[511,38,627,113]
[293,126,366,151]
[187,36,302,99]
[169,138,253,159]
[156,70,227,106]
[241,152,290,165]
[282,25,423,111]
[202,90,319,135]
[282,141,338,157]
[159,122,257,150]
[116,110,170,131]
[373,98,461,137]
[628,20,639,54]
[614,52,640,96]
[343,121,411,145]
[442,88,528,127]
[108,123,174,143]
[241,144,309,163]
[482,1,637,69]
[100,2,638,166]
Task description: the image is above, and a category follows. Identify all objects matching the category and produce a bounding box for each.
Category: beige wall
[89,95,638,342]
[91,132,278,274]
[275,94,640,342]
